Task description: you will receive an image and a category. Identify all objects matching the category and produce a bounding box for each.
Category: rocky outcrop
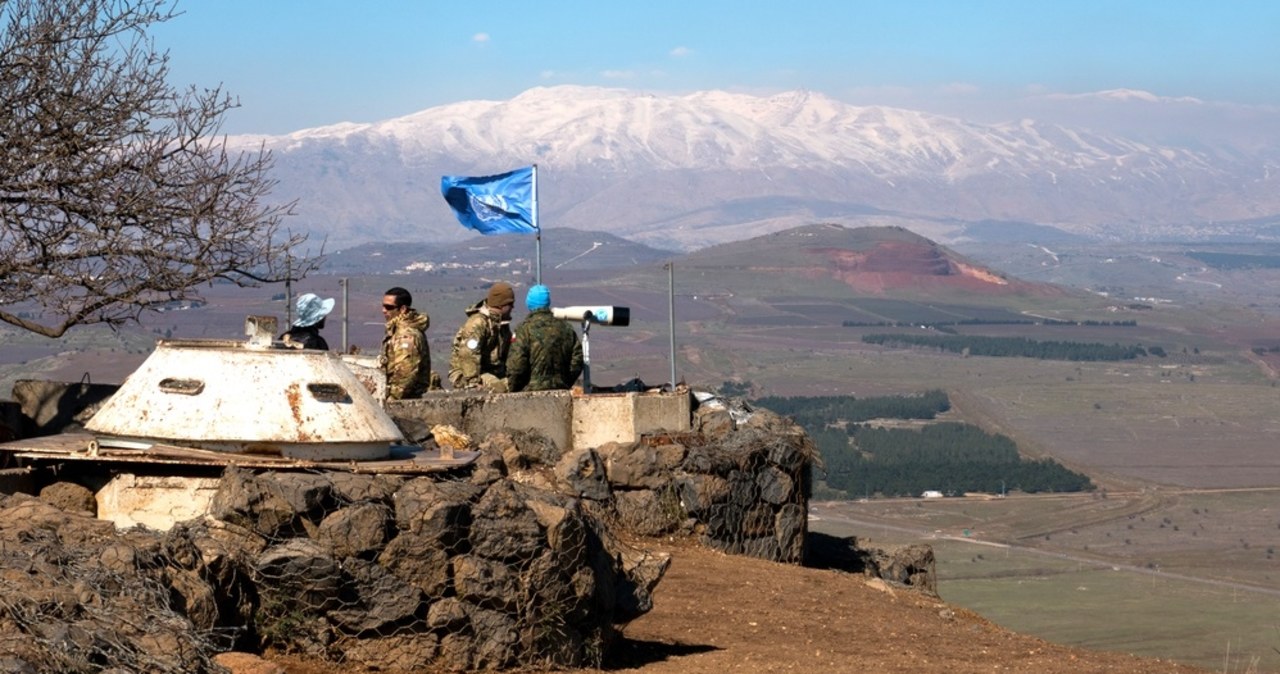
[806,532,938,596]
[0,493,226,674]
[0,467,667,672]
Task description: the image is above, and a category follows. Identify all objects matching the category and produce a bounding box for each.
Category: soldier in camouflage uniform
[448,281,514,391]
[507,284,583,392]
[379,287,432,399]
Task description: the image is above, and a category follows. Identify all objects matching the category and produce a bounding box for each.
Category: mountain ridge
[234,85,1280,253]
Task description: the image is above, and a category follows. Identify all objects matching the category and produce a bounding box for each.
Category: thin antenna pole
[667,262,677,389]
[532,164,542,284]
[285,248,293,327]
[340,277,349,353]
[580,319,591,394]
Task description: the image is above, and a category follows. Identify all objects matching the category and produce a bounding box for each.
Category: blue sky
[154,0,1280,134]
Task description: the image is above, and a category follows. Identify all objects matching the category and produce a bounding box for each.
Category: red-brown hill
[673,223,1072,300]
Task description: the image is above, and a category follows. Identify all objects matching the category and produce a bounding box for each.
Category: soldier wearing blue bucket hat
[280,292,334,350]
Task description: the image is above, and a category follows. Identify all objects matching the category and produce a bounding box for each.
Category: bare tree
[0,0,318,338]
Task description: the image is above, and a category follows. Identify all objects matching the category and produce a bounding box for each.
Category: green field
[811,489,1280,673]
[945,545,1278,673]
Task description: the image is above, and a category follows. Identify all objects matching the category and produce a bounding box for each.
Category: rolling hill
[669,223,1072,300]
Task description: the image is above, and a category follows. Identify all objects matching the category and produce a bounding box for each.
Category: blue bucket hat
[526,284,551,311]
[294,293,335,328]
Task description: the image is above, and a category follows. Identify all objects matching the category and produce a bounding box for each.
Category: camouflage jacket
[380,308,431,400]
[506,309,583,392]
[448,300,511,389]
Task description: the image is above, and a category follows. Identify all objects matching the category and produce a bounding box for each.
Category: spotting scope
[550,306,630,326]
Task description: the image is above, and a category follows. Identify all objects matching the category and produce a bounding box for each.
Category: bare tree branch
[0,0,319,338]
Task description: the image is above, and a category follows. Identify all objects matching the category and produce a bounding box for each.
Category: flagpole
[532,164,542,285]
[667,262,677,389]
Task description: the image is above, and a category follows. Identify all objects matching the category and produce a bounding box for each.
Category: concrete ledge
[388,390,574,450]
[96,473,222,531]
[387,389,692,452]
[573,391,692,449]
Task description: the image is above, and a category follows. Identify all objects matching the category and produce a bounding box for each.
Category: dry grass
[812,490,1280,673]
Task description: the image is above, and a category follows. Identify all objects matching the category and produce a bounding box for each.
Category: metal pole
[284,246,294,326]
[667,262,676,389]
[580,319,591,394]
[340,277,349,353]
[532,164,541,285]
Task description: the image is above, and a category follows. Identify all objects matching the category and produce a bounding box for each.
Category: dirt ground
[270,539,1209,674]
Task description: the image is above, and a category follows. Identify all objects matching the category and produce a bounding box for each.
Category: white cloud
[540,70,557,80]
[472,33,490,44]
[669,46,693,58]
[1037,89,1204,105]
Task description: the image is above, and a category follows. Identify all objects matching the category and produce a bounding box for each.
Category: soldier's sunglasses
[382,303,399,311]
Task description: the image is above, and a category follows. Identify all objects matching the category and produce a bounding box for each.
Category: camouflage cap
[486,282,515,308]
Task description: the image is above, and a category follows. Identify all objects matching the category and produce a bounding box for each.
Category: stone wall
[603,398,816,563]
[0,466,667,672]
[455,395,818,565]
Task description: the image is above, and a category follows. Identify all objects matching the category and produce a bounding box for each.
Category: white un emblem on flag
[469,194,509,222]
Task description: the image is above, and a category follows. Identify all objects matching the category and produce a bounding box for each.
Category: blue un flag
[440,166,536,235]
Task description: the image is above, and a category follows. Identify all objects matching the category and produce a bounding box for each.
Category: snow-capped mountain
[232,85,1280,252]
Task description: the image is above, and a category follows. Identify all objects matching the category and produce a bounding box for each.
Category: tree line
[842,318,1136,328]
[822,422,1093,497]
[861,333,1161,361]
[753,393,1093,498]
[754,390,950,426]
